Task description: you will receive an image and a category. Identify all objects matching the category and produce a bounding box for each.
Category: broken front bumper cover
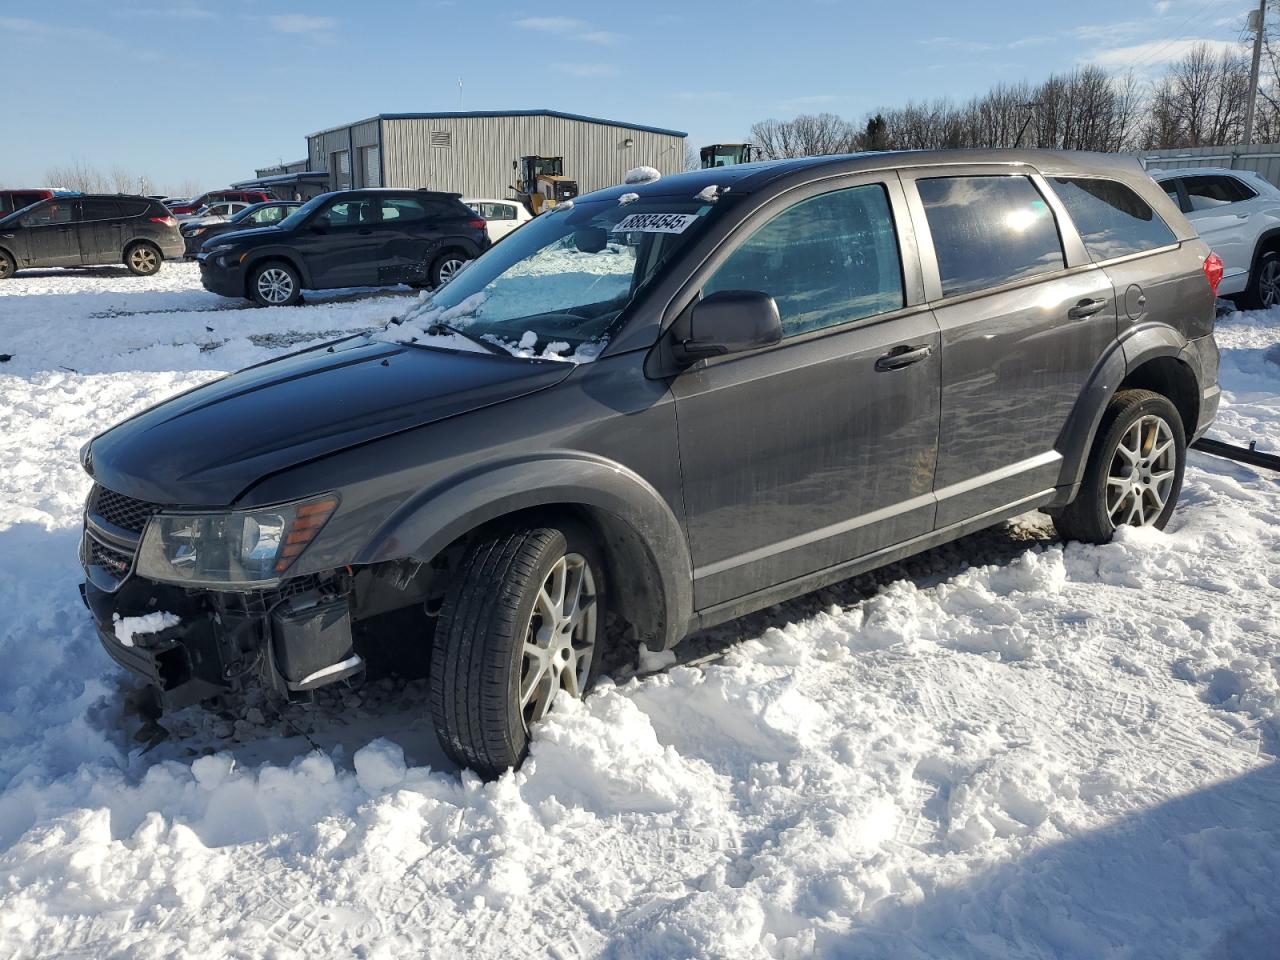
[81,574,364,711]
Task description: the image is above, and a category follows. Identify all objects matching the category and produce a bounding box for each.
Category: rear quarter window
[1050,177,1176,261]
[916,175,1065,298]
[1183,175,1256,209]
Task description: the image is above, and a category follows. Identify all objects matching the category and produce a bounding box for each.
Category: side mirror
[674,290,781,363]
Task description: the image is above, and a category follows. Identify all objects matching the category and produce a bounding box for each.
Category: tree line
[751,37,1280,159]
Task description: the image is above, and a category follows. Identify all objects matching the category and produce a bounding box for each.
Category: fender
[1054,323,1192,495]
[242,246,315,288]
[355,453,694,650]
[1246,225,1280,283]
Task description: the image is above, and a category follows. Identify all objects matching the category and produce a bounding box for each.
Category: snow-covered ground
[0,263,1277,958]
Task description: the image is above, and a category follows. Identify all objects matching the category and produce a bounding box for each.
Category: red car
[0,189,55,217]
[167,190,272,216]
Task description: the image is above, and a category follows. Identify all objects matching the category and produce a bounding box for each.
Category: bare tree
[1145,43,1249,147]
[684,143,702,172]
[45,158,108,193]
[750,113,857,159]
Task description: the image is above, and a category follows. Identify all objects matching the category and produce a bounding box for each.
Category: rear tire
[429,525,606,778]
[1051,389,1186,544]
[428,250,468,289]
[124,242,161,276]
[1241,248,1280,310]
[0,249,14,280]
[249,261,302,307]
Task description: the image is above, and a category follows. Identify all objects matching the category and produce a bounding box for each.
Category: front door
[902,168,1116,527]
[17,199,79,267]
[296,196,381,288]
[672,177,941,610]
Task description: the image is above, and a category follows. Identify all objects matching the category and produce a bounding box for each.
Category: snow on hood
[618,192,640,205]
[695,184,728,202]
[624,166,662,185]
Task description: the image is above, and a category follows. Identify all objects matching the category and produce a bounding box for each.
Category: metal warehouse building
[303,109,688,198]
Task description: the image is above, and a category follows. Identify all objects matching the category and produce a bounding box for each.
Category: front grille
[88,537,134,578]
[91,485,160,534]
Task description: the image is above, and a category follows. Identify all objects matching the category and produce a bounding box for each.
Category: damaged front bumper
[80,488,363,711]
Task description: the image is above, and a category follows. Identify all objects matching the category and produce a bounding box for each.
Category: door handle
[1068,297,1108,320]
[875,344,933,371]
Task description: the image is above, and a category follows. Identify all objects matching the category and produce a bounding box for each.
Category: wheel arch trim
[243,248,313,289]
[1054,323,1198,494]
[354,453,694,650]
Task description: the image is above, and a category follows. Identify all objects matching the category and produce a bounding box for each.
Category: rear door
[373,195,435,284]
[76,199,122,264]
[17,199,79,267]
[901,167,1115,526]
[671,175,942,609]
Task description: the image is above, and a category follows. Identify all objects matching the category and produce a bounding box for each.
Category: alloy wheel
[1105,414,1177,529]
[256,267,294,304]
[0,259,12,280]
[1260,258,1280,308]
[130,247,158,273]
[438,258,465,284]
[519,553,597,728]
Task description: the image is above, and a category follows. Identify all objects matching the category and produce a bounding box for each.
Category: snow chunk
[517,330,538,350]
[191,754,234,790]
[694,184,727,202]
[624,166,662,185]
[618,192,640,205]
[353,739,407,794]
[112,611,180,648]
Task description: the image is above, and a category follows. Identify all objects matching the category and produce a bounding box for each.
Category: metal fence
[1129,143,1280,186]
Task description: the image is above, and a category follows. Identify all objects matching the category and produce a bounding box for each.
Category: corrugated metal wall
[1132,143,1280,186]
[381,115,686,197]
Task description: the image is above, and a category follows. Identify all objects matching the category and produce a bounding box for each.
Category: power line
[1123,0,1243,73]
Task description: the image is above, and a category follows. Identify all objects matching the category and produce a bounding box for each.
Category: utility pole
[1244,0,1266,144]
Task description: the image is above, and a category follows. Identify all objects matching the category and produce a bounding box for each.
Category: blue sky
[1,0,1254,193]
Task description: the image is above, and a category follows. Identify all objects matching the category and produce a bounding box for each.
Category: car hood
[205,224,287,247]
[88,336,574,506]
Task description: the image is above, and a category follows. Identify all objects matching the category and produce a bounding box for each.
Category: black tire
[0,249,14,280]
[248,260,302,307]
[430,525,606,778]
[1051,389,1186,544]
[124,242,162,276]
[1240,248,1280,310]
[428,250,468,289]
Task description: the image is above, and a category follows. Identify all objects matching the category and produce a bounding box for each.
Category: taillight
[150,215,177,227]
[1203,252,1224,296]
[468,217,487,230]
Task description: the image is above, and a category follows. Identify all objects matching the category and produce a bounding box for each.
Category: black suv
[80,151,1221,778]
[0,195,182,279]
[197,188,490,306]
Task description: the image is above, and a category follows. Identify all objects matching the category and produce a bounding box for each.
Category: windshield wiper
[415,320,512,357]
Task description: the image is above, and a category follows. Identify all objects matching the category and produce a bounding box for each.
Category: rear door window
[1050,177,1176,261]
[1183,175,1257,209]
[704,182,904,338]
[379,197,429,223]
[19,202,73,227]
[79,200,121,221]
[917,175,1065,298]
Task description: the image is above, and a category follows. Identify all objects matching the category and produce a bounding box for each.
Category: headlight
[135,494,338,588]
[79,439,93,473]
[206,243,235,256]
[188,227,207,236]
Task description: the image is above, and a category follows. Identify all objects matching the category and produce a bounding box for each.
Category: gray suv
[79,150,1221,777]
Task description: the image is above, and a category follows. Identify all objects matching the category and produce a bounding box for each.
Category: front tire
[249,261,302,307]
[125,242,161,276]
[0,249,14,280]
[430,526,605,778]
[1241,249,1280,310]
[1051,389,1186,544]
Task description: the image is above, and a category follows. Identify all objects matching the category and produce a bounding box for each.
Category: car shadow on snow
[810,759,1280,960]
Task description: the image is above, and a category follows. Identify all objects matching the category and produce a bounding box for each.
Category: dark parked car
[168,190,272,217]
[0,189,55,217]
[196,188,489,306]
[0,195,182,279]
[80,151,1220,777]
[181,200,300,257]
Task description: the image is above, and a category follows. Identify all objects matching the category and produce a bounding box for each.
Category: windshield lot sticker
[612,213,699,234]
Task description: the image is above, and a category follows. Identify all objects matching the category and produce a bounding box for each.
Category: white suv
[1151,167,1280,308]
